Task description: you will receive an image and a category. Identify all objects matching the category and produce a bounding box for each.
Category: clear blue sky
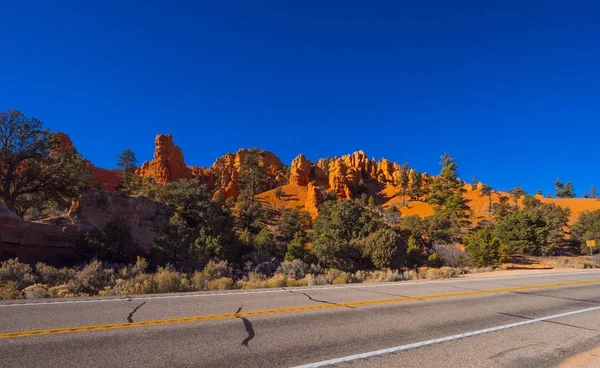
[1,1,598,196]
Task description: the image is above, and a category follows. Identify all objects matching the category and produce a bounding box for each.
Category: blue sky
[1,1,599,196]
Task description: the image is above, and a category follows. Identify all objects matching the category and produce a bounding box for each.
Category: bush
[277,260,309,279]
[285,234,310,262]
[207,277,234,291]
[406,236,425,268]
[312,200,384,270]
[110,274,156,295]
[0,281,21,300]
[427,253,443,268]
[464,228,509,267]
[0,258,37,290]
[35,263,73,286]
[266,274,287,288]
[202,260,232,280]
[153,267,187,293]
[571,210,600,254]
[425,267,463,280]
[68,260,114,296]
[361,228,406,269]
[22,284,49,299]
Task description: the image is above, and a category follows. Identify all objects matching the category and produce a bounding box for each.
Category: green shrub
[427,253,443,268]
[464,228,509,267]
[67,260,114,296]
[35,263,73,287]
[361,228,406,269]
[0,258,37,290]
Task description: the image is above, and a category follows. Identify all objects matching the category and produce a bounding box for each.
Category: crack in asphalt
[344,286,416,299]
[283,288,356,308]
[487,342,542,360]
[235,306,256,348]
[497,312,600,333]
[126,302,146,323]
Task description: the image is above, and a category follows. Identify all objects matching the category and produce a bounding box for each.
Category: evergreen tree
[238,148,267,229]
[427,153,471,222]
[399,163,410,204]
[508,187,526,209]
[554,179,576,198]
[480,184,494,220]
[116,148,138,189]
[408,170,423,200]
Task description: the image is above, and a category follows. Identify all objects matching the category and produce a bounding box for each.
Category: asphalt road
[2,270,600,367]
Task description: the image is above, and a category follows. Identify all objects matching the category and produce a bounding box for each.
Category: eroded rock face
[137,134,193,184]
[0,204,80,265]
[289,154,311,186]
[69,190,172,252]
[137,136,285,200]
[305,182,323,219]
[328,159,353,199]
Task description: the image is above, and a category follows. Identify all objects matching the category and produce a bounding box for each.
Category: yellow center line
[2,278,600,339]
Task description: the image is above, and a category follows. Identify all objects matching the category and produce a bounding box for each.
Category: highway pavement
[2,269,600,367]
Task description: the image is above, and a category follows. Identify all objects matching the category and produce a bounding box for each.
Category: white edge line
[1,270,599,307]
[291,305,600,368]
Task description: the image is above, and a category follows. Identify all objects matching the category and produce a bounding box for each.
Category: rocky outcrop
[69,190,171,252]
[377,158,400,184]
[328,159,353,199]
[211,149,285,200]
[0,204,80,265]
[137,135,285,200]
[305,182,323,219]
[137,134,194,184]
[289,154,311,186]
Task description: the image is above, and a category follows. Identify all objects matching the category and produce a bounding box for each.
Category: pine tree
[408,169,423,200]
[480,184,493,220]
[399,163,410,204]
[427,154,471,224]
[116,148,138,189]
[554,179,576,198]
[508,187,526,210]
[238,148,267,229]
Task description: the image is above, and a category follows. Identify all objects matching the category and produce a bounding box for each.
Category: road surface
[2,269,600,367]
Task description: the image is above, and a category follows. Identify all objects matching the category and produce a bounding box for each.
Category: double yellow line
[2,278,600,339]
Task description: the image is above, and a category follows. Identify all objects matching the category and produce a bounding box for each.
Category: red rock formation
[305,182,323,219]
[211,149,285,200]
[137,134,193,184]
[377,158,400,184]
[91,167,122,192]
[289,154,311,186]
[328,159,353,199]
